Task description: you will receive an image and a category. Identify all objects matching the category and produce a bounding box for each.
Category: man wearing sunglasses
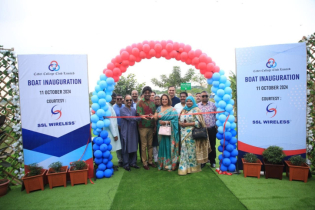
[198,91,217,168]
[113,94,125,167]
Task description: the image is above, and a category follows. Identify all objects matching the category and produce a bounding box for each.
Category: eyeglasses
[117,98,122,101]
[125,99,132,102]
[202,95,208,98]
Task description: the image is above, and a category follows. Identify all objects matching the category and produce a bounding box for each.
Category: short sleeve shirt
[136,98,156,128]
[197,101,216,128]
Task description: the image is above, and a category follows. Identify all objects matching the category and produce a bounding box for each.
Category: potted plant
[285,155,309,183]
[68,160,88,186]
[46,161,68,189]
[0,146,11,197]
[242,153,262,179]
[262,146,286,180]
[22,163,47,193]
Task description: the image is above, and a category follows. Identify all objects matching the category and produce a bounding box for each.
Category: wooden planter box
[242,158,262,179]
[285,160,309,183]
[47,166,68,189]
[0,179,10,197]
[68,164,89,186]
[22,169,47,194]
[263,159,284,180]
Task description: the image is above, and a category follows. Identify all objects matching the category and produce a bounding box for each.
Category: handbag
[158,122,172,136]
[192,118,207,140]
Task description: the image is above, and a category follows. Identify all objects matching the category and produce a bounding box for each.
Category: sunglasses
[125,99,132,102]
[117,98,122,101]
[202,95,208,98]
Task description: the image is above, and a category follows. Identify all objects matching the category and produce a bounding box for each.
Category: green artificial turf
[110,164,246,210]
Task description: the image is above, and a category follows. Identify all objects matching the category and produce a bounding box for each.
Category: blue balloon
[207,78,213,85]
[228,115,235,123]
[218,100,226,109]
[211,86,218,93]
[226,144,234,152]
[102,104,109,111]
[216,133,223,139]
[96,170,104,179]
[230,137,237,144]
[230,149,238,157]
[91,123,97,129]
[102,158,108,164]
[219,83,225,89]
[224,122,230,129]
[220,139,226,146]
[230,129,237,137]
[106,161,113,169]
[104,169,112,178]
[223,94,231,102]
[215,102,219,108]
[104,110,111,117]
[93,130,99,135]
[107,85,114,91]
[96,121,104,129]
[220,164,228,172]
[228,164,236,172]
[96,128,102,132]
[216,120,222,127]
[91,95,99,103]
[218,145,223,152]
[97,91,106,99]
[94,157,102,165]
[218,126,224,134]
[230,122,236,129]
[94,150,102,158]
[97,80,100,85]
[104,137,111,145]
[107,144,112,151]
[91,114,99,123]
[98,163,106,171]
[230,157,237,164]
[217,89,225,97]
[212,73,220,81]
[219,75,227,83]
[96,109,105,118]
[225,80,231,87]
[223,150,231,158]
[100,144,108,152]
[94,137,103,145]
[225,132,232,140]
[105,90,113,95]
[103,151,110,158]
[225,104,233,112]
[104,119,110,127]
[218,154,223,161]
[105,95,112,102]
[100,74,107,81]
[99,81,107,90]
[92,103,100,111]
[93,144,100,151]
[219,69,225,75]
[224,87,232,94]
[219,115,226,123]
[223,158,231,166]
[108,154,113,161]
[95,85,101,92]
[228,99,235,105]
[92,91,97,95]
[98,99,106,107]
[214,95,222,102]
[106,78,114,85]
[212,81,220,87]
[100,130,108,139]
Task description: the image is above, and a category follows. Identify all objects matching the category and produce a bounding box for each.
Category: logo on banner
[48,61,60,71]
[266,103,277,118]
[51,105,62,120]
[266,58,277,68]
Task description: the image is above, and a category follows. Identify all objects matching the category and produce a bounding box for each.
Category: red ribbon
[105,111,224,118]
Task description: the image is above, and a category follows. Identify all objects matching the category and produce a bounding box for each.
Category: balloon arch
[90,40,238,178]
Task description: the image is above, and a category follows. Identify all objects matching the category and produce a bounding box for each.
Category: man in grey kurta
[120,95,141,171]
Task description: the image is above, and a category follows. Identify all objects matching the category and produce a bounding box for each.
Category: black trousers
[207,127,217,164]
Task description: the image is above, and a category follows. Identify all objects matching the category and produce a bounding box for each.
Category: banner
[236,43,307,166]
[18,55,93,176]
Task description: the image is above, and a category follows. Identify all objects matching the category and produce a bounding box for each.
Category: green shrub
[262,146,286,164]
[28,163,43,177]
[70,161,87,171]
[289,155,306,166]
[48,161,63,173]
[243,153,258,163]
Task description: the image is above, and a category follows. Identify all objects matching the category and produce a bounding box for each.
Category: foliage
[192,74,207,87]
[300,33,315,173]
[228,71,237,116]
[151,66,195,92]
[70,161,87,171]
[114,73,146,96]
[27,163,43,177]
[262,146,286,164]
[243,153,258,163]
[48,161,63,173]
[289,155,306,166]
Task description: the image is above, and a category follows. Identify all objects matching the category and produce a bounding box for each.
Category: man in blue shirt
[113,94,125,167]
[168,86,180,107]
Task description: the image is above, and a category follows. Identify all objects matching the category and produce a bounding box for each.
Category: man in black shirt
[168,86,180,107]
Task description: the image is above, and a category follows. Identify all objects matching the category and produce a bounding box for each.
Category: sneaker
[211,163,216,168]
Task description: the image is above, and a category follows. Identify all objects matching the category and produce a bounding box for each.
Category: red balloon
[129,55,136,62]
[107,63,115,70]
[166,40,173,44]
[195,49,202,57]
[149,40,155,48]
[207,63,215,72]
[113,68,121,77]
[149,49,156,57]
[140,51,146,59]
[181,52,188,61]
[170,50,177,58]
[135,56,141,62]
[178,48,183,53]
[161,49,168,57]
[198,62,207,70]
[111,58,115,64]
[156,53,161,58]
[143,44,150,53]
[185,58,192,65]
[121,51,129,60]
[166,43,173,52]
[129,61,135,66]
[188,50,195,59]
[200,68,206,74]
[173,42,180,51]
[142,40,149,44]
[165,54,171,60]
[175,53,181,61]
[132,47,139,56]
[179,43,185,49]
[115,55,122,63]
[161,40,167,49]
[205,72,213,79]
[192,57,199,65]
[154,43,162,52]
[113,76,119,82]
[131,43,137,48]
[214,66,220,73]
[184,45,191,53]
[126,46,132,54]
[120,48,125,54]
[120,66,127,73]
[122,60,129,66]
[103,69,107,74]
[146,53,152,59]
[115,62,120,67]
[105,70,113,77]
[206,57,212,63]
[199,54,207,63]
[136,43,143,51]
[92,110,95,114]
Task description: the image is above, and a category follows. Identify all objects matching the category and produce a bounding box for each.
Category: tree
[191,74,207,87]
[151,66,195,91]
[114,73,146,96]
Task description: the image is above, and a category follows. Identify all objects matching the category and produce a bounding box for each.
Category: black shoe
[131,164,140,169]
[201,163,206,168]
[118,162,123,167]
[124,166,131,171]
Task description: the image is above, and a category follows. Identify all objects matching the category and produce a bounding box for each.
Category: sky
[1,0,315,92]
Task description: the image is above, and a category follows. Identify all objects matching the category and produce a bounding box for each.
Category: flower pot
[22,169,47,194]
[68,164,89,186]
[0,179,10,197]
[47,166,68,189]
[263,159,284,180]
[285,160,309,183]
[242,158,262,179]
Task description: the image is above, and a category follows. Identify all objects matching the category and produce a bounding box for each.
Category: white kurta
[104,103,121,151]
[174,102,185,115]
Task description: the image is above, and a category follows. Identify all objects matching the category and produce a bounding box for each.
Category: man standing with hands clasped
[137,86,157,170]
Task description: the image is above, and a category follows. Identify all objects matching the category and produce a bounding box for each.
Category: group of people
[103,86,217,176]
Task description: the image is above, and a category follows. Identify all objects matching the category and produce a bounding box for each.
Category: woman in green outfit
[178,96,211,175]
[154,94,179,171]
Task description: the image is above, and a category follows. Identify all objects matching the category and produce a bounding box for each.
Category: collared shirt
[197,101,216,128]
[113,104,125,127]
[136,98,156,128]
[132,100,139,110]
[174,102,185,115]
[171,96,180,107]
